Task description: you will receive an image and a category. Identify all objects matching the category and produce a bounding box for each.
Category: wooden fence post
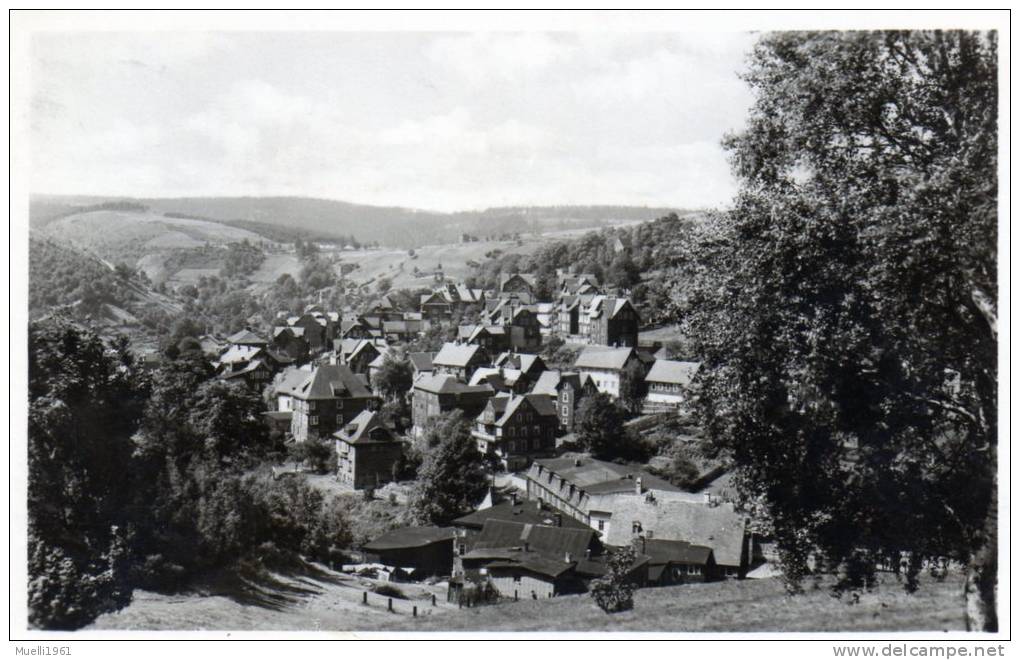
[363,591,368,605]
[388,598,393,612]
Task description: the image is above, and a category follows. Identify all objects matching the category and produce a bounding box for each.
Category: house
[573,346,643,398]
[419,291,452,319]
[633,537,717,586]
[452,493,590,553]
[334,410,404,491]
[361,527,456,578]
[336,338,383,375]
[286,313,328,352]
[411,374,495,440]
[601,497,751,578]
[382,319,424,342]
[340,318,370,340]
[644,360,700,410]
[587,296,639,348]
[525,455,695,533]
[493,352,547,390]
[408,351,435,381]
[290,364,376,443]
[432,342,490,381]
[559,273,601,297]
[530,370,598,431]
[470,393,559,471]
[507,307,542,351]
[460,324,511,353]
[453,519,602,599]
[220,357,274,391]
[271,326,311,363]
[272,366,314,413]
[534,302,558,337]
[557,294,597,337]
[198,334,228,357]
[226,329,268,348]
[499,273,537,296]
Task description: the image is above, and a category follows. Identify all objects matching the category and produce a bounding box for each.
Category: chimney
[574,458,581,467]
[554,513,562,528]
[635,476,643,495]
[585,548,591,559]
[564,552,573,564]
[523,541,530,552]
[510,492,518,506]
[640,536,646,554]
[536,500,544,512]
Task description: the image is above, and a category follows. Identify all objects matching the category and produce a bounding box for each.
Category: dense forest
[29,238,147,316]
[467,212,698,326]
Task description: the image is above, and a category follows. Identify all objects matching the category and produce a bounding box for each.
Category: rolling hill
[30,195,682,249]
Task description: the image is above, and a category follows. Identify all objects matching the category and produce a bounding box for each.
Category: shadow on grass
[187,557,348,612]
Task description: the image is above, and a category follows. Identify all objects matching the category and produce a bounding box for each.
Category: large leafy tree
[680,31,997,630]
[575,393,630,459]
[410,412,488,524]
[28,319,149,628]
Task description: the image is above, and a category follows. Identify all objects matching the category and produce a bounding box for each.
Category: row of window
[308,415,346,426]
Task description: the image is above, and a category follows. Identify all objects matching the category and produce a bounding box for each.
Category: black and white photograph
[8,8,1009,647]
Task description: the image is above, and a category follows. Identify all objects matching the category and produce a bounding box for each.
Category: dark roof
[453,500,590,531]
[292,364,373,401]
[263,411,293,421]
[472,519,595,560]
[362,526,455,551]
[641,538,714,566]
[408,352,434,372]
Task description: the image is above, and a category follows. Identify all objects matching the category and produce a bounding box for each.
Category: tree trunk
[965,477,997,632]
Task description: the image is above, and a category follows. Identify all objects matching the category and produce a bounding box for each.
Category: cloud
[29,31,754,211]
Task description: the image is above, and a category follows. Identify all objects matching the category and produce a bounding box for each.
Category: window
[337,400,343,409]
[336,415,343,425]
[597,520,605,532]
[310,416,319,426]
[309,401,317,411]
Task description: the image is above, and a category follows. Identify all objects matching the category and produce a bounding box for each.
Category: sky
[30,31,758,212]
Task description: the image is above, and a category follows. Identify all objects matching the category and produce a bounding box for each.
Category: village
[192,262,771,608]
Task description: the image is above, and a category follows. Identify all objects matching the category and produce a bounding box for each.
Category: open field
[37,210,268,264]
[88,564,966,633]
[88,563,455,633]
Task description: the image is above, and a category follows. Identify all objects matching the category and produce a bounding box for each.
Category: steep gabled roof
[334,410,400,445]
[408,352,434,372]
[292,364,373,401]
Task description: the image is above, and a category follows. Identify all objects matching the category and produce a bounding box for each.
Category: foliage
[373,353,414,401]
[574,393,631,460]
[27,319,149,628]
[617,359,647,415]
[288,439,335,474]
[590,546,637,613]
[219,240,266,279]
[675,31,997,629]
[29,238,143,316]
[410,412,489,524]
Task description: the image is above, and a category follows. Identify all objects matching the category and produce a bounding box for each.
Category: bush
[590,547,637,614]
[373,583,406,599]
